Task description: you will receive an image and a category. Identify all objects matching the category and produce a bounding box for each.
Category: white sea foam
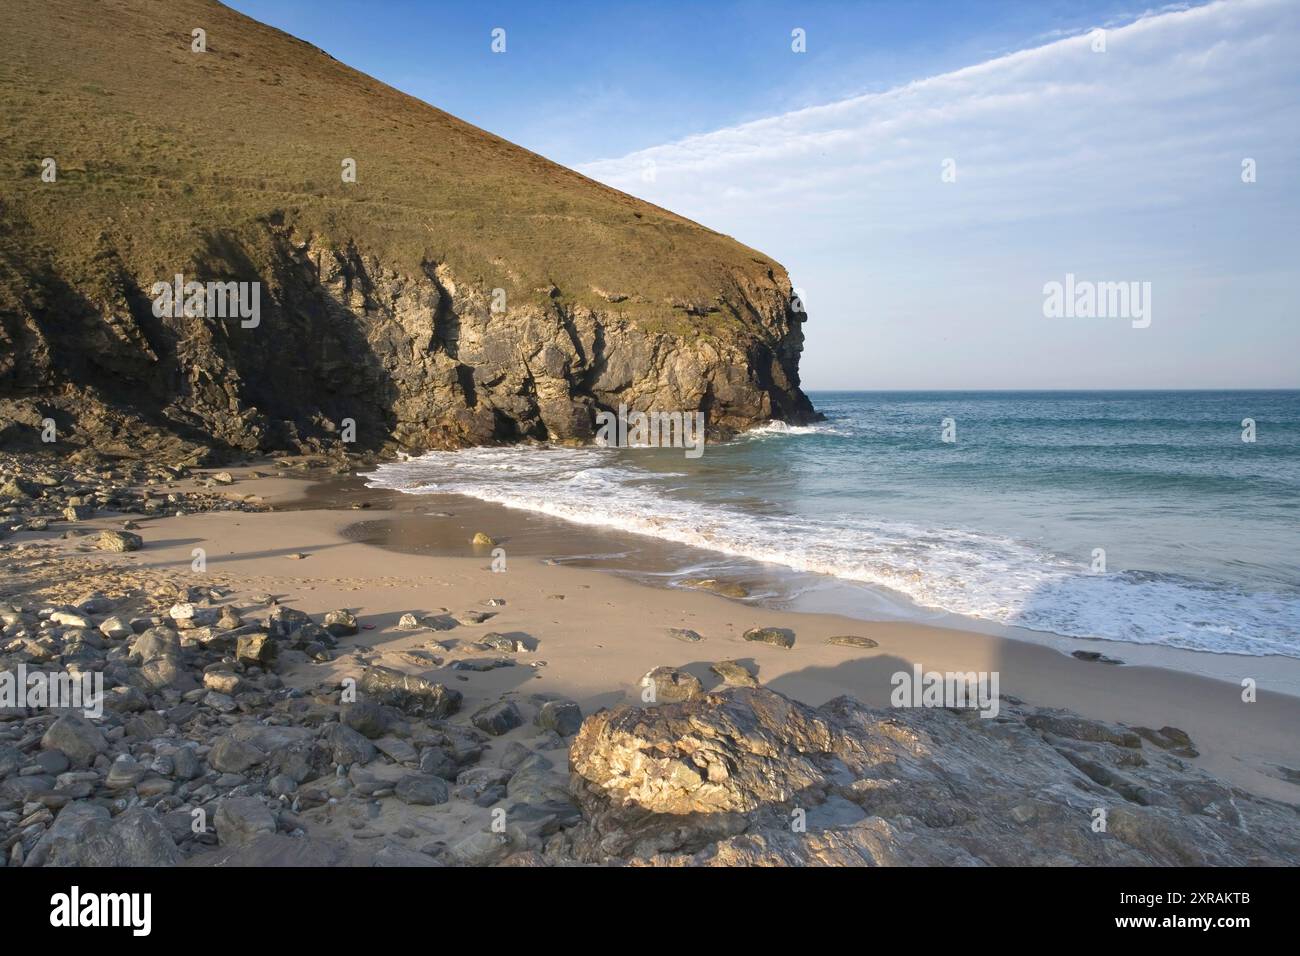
[364,446,1300,658]
[739,420,852,439]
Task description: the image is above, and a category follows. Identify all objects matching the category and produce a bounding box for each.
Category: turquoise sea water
[367,391,1300,657]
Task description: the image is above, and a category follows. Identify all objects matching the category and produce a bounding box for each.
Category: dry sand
[22,464,1300,806]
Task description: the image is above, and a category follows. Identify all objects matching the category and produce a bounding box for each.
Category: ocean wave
[737,420,854,440]
[364,446,1300,658]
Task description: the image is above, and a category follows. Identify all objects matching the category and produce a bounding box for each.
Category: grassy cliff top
[0,0,790,322]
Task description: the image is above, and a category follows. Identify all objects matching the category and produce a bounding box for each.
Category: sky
[227,0,1300,389]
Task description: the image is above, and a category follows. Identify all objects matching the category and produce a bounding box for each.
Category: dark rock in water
[360,665,462,718]
[567,686,1300,866]
[680,578,750,599]
[743,627,795,649]
[1072,649,1125,665]
[471,700,523,736]
[535,699,583,737]
[827,635,878,649]
[641,666,704,703]
[395,773,450,806]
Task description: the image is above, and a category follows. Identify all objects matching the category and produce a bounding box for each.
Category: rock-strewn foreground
[0,0,816,462]
[3,479,1296,867]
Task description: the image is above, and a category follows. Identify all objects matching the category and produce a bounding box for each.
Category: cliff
[0,0,817,462]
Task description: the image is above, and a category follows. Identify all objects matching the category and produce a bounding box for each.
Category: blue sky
[228,0,1300,389]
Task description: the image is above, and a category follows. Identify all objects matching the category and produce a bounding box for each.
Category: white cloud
[577,0,1300,389]
[579,0,1298,228]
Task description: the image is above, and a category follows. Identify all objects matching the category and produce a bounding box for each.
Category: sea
[363,390,1300,658]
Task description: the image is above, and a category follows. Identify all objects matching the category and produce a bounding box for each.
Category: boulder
[535,699,583,737]
[98,615,133,640]
[215,796,277,845]
[32,805,180,867]
[236,632,276,666]
[826,635,878,649]
[567,686,1300,866]
[742,627,795,649]
[471,699,523,736]
[324,722,377,766]
[395,773,450,806]
[342,699,392,739]
[40,715,107,767]
[710,659,758,687]
[96,529,143,552]
[323,608,359,637]
[641,665,703,703]
[208,735,267,774]
[359,665,462,718]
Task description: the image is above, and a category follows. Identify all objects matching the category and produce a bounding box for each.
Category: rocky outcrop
[568,687,1300,866]
[0,0,817,462]
[0,230,816,461]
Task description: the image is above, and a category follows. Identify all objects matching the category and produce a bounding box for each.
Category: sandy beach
[15,462,1297,807]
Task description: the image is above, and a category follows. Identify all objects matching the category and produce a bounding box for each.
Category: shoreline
[11,461,1298,805]
[307,470,1300,698]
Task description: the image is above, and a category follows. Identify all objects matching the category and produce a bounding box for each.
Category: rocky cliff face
[0,226,814,461]
[0,0,817,462]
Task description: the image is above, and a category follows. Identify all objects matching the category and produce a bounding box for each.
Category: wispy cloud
[581,0,1296,231]
[578,0,1300,389]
